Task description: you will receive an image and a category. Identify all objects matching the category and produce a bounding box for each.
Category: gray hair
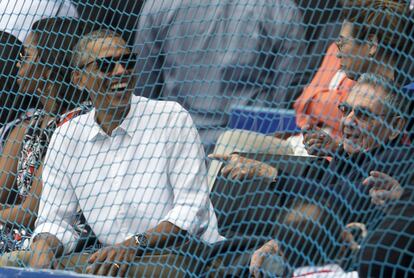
[71,29,127,67]
[357,73,410,120]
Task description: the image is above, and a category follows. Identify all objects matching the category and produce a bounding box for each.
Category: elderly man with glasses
[27,29,223,277]
[208,73,414,277]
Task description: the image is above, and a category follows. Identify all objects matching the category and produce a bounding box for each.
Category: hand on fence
[86,237,137,276]
[363,171,403,206]
[208,153,278,180]
[250,240,282,278]
[302,124,338,156]
[341,222,367,252]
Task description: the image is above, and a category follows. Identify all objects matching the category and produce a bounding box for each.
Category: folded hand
[86,237,137,277]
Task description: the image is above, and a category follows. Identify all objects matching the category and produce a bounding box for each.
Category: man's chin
[106,93,132,108]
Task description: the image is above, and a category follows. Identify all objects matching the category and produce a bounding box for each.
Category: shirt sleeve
[294,43,340,129]
[31,130,79,254]
[162,104,210,236]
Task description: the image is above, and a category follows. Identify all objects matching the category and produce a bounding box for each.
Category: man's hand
[363,171,403,206]
[208,153,277,180]
[302,125,338,156]
[250,240,281,278]
[341,222,368,252]
[29,243,55,269]
[86,237,138,277]
[29,235,63,269]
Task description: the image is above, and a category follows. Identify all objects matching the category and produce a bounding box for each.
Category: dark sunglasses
[79,53,137,74]
[338,102,388,122]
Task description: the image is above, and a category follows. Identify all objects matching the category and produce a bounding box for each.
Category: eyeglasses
[335,36,354,51]
[338,102,389,122]
[79,53,137,74]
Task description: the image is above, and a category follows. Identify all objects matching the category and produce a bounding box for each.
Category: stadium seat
[228,105,300,134]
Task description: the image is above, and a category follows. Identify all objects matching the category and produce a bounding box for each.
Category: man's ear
[368,34,378,57]
[389,116,406,140]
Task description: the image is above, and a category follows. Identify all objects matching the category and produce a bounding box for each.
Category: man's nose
[112,62,127,76]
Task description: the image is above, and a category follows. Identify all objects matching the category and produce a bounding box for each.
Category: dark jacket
[321,139,414,224]
[357,185,414,277]
[273,138,414,267]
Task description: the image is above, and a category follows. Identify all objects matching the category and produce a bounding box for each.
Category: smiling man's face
[75,36,136,112]
[339,83,395,155]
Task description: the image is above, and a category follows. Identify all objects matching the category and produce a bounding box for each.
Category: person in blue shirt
[134,0,307,150]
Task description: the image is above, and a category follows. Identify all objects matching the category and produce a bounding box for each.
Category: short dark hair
[31,17,93,112]
[357,73,411,124]
[71,29,128,68]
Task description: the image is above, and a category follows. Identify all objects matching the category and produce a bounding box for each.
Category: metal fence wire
[0,0,412,277]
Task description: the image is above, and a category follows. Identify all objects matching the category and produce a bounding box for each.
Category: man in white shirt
[0,0,78,42]
[28,29,223,276]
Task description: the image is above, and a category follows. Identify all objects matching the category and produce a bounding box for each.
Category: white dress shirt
[0,0,78,42]
[34,96,223,253]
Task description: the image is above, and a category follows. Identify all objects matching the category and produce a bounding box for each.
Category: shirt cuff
[161,205,207,237]
[31,222,78,254]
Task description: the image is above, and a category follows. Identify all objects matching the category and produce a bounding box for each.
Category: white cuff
[31,222,79,254]
[161,205,207,236]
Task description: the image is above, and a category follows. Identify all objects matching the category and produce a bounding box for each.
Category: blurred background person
[0,0,78,42]
[71,0,145,46]
[135,0,308,152]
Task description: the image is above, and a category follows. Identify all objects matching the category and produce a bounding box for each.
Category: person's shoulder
[134,96,191,128]
[56,103,93,128]
[52,109,93,141]
[135,96,186,115]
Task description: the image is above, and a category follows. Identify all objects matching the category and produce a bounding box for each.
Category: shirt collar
[87,110,106,141]
[87,96,144,141]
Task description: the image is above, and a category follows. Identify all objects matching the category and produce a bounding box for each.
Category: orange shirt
[294,43,356,139]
